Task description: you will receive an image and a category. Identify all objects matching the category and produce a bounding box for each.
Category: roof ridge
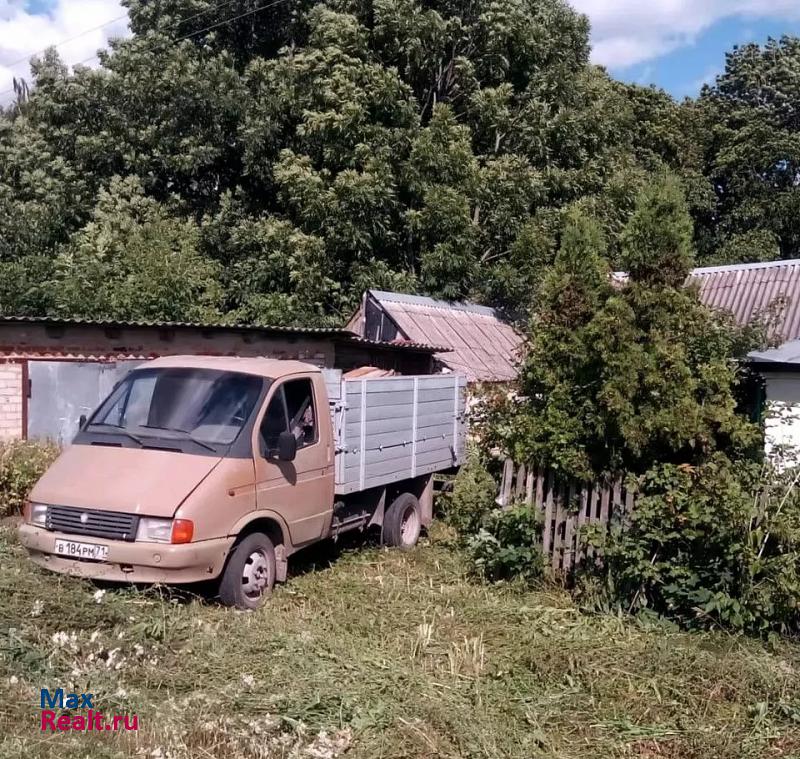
[368,289,500,318]
[690,258,800,276]
[0,314,352,334]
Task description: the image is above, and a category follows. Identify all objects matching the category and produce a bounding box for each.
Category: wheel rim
[241,549,270,600]
[400,504,420,546]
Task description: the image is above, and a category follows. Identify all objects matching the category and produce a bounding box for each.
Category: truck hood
[30,444,222,518]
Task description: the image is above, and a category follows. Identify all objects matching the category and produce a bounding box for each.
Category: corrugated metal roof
[0,314,444,353]
[0,314,351,337]
[688,259,800,342]
[613,259,800,344]
[368,290,523,383]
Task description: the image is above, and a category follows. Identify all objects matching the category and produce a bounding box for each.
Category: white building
[749,341,800,463]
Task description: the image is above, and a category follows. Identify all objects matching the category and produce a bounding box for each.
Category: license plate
[54,539,109,561]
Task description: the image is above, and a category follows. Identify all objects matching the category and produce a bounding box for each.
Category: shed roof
[688,259,800,342]
[365,290,523,383]
[0,314,350,337]
[748,339,800,368]
[0,315,444,354]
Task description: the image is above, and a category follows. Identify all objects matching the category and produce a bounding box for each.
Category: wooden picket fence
[496,459,637,574]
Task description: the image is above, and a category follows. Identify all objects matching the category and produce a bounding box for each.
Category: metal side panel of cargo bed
[334,374,467,495]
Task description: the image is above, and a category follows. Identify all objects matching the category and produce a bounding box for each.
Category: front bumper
[17,523,235,584]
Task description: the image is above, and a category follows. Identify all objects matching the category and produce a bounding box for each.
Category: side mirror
[276,430,297,462]
[79,414,87,430]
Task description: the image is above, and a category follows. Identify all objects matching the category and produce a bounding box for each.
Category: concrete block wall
[0,362,22,441]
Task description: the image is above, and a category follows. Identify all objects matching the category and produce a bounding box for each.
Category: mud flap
[275,544,288,583]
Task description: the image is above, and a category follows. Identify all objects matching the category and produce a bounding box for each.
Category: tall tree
[697,36,800,263]
[0,0,647,322]
[3,3,797,323]
[501,175,757,478]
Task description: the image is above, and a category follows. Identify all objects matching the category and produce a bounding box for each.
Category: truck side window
[283,379,317,448]
[260,388,288,453]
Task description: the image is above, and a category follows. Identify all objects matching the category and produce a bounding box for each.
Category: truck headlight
[27,502,48,527]
[135,518,173,543]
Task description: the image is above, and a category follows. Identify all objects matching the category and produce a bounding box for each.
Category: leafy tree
[53,176,222,322]
[0,0,654,321]
[201,193,339,325]
[698,36,800,262]
[2,2,798,323]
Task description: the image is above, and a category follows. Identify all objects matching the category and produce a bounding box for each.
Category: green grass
[2,521,800,758]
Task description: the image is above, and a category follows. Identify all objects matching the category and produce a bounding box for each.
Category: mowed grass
[2,521,800,759]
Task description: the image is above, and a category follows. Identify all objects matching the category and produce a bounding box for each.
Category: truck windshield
[89,368,263,447]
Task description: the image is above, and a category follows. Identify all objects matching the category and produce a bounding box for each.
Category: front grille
[46,506,139,542]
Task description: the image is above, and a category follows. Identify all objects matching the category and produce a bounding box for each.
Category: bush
[586,456,800,634]
[467,505,544,583]
[442,448,497,539]
[0,440,59,518]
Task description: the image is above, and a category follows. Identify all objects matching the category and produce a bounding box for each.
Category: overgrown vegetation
[3,523,800,758]
[0,440,58,518]
[467,504,544,584]
[1,2,800,321]
[442,450,544,584]
[447,175,800,635]
[588,458,800,634]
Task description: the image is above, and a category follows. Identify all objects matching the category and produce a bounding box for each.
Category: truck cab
[20,357,344,607]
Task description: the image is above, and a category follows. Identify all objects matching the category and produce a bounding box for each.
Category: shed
[0,316,443,445]
[346,290,523,383]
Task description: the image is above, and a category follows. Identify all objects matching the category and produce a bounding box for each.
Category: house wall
[762,372,800,463]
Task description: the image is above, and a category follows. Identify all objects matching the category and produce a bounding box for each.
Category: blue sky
[2,0,800,102]
[572,1,800,99]
[616,17,800,98]
[22,0,54,14]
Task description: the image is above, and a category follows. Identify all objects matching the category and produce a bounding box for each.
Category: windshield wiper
[88,423,145,447]
[139,425,217,453]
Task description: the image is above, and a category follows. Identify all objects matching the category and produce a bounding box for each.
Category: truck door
[253,376,334,546]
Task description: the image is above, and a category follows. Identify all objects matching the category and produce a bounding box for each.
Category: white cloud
[0,0,129,101]
[572,0,800,69]
[1,0,798,100]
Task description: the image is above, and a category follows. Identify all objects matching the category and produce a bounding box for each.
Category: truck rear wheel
[219,532,276,610]
[384,493,422,550]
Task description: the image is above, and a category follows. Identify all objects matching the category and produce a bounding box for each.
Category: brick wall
[0,362,22,441]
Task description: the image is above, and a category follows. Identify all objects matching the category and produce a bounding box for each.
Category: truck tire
[218,532,276,610]
[384,493,422,550]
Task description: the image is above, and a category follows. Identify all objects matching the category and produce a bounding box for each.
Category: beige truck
[18,356,467,608]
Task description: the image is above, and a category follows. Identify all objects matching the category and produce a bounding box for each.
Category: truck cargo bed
[331,374,467,495]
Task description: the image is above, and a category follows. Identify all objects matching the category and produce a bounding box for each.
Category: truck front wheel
[384,493,422,550]
[219,532,276,609]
